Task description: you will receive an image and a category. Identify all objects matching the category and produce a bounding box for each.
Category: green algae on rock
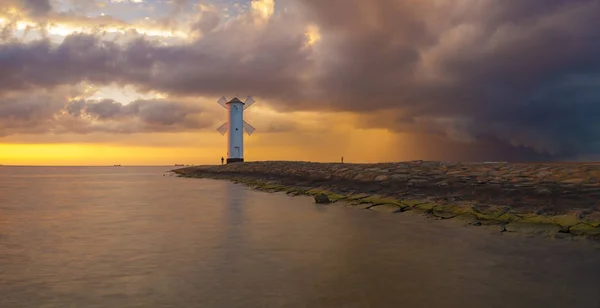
[172,161,600,240]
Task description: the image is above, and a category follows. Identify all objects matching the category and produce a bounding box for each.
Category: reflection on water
[0,166,599,308]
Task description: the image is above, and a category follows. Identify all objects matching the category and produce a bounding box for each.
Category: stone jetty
[173,161,600,239]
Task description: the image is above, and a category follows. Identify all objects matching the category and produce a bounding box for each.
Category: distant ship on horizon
[113,164,122,167]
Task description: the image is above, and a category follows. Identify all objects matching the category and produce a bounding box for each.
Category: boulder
[314,193,331,204]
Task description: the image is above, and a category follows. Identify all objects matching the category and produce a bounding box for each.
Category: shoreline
[172,161,600,240]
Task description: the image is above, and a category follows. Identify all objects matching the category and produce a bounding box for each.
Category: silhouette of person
[221,157,224,165]
[341,156,344,163]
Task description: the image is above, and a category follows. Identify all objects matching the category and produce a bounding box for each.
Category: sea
[0,166,599,308]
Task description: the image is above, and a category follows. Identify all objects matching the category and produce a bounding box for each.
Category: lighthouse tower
[216,96,256,164]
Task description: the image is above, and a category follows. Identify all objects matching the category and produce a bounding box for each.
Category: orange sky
[0,126,412,166]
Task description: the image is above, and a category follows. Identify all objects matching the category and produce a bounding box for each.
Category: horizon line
[2,160,600,167]
[0,164,191,167]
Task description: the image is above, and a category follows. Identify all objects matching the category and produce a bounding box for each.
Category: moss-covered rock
[569,223,600,237]
[413,202,437,213]
[471,204,510,219]
[347,193,370,201]
[368,203,403,213]
[504,221,562,236]
[325,193,347,202]
[551,214,582,228]
[432,203,472,218]
[494,212,523,223]
[514,214,559,225]
[360,195,403,206]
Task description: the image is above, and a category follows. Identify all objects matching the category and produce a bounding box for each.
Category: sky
[0,0,599,165]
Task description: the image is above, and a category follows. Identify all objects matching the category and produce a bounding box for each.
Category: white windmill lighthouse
[216,96,256,163]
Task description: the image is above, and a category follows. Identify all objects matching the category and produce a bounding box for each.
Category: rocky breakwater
[173,161,600,239]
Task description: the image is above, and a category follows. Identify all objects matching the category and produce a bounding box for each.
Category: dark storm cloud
[0,89,65,136]
[0,90,216,136]
[22,0,52,16]
[83,99,124,120]
[295,0,600,157]
[1,0,600,159]
[0,19,311,98]
[0,34,123,92]
[63,98,213,132]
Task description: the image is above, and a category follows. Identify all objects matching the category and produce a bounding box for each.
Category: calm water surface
[0,166,599,308]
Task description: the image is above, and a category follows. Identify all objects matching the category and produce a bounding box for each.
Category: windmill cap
[226,97,244,104]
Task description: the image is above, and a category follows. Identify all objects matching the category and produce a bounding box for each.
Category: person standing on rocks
[341,156,344,163]
[221,157,224,165]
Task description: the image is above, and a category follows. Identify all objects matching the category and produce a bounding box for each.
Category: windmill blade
[217,122,228,135]
[243,96,255,110]
[217,96,228,109]
[243,120,255,136]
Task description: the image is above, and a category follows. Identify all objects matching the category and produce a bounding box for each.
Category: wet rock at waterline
[172,161,600,240]
[314,193,331,204]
